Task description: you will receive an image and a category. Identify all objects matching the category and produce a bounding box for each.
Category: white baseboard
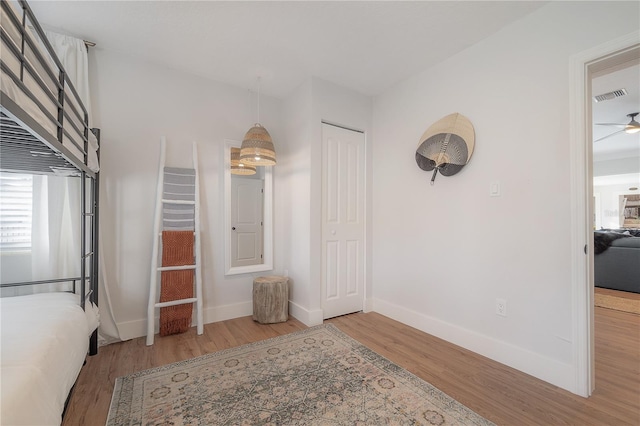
[203,301,253,324]
[363,298,374,313]
[117,300,324,341]
[372,298,575,393]
[116,300,254,341]
[289,301,323,326]
[118,297,574,393]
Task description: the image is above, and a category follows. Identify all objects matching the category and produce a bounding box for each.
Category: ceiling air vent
[593,88,627,102]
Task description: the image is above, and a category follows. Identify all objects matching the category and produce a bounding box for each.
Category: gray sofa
[594,231,640,294]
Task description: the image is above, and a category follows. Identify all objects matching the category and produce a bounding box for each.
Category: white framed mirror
[224,139,273,275]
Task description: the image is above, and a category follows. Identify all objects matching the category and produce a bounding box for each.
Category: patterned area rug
[107,324,494,425]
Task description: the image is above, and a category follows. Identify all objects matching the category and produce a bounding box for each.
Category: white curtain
[41,30,122,344]
[31,175,80,284]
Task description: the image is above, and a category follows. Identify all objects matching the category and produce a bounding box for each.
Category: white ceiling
[28,1,638,160]
[29,1,546,99]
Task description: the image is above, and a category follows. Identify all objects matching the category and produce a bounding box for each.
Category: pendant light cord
[257,77,261,124]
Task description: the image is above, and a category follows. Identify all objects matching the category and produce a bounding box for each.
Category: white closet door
[321,123,366,319]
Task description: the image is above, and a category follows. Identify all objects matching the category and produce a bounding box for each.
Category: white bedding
[0,0,99,173]
[0,292,99,425]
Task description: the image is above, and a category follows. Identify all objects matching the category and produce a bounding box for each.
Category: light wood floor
[63,307,639,425]
[595,287,640,315]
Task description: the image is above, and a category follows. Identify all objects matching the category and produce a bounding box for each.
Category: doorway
[571,35,639,396]
[321,122,366,319]
[592,57,640,231]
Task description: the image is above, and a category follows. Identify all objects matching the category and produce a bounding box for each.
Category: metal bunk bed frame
[0,0,99,355]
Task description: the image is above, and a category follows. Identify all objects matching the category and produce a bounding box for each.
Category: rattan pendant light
[240,78,276,166]
[230,147,256,175]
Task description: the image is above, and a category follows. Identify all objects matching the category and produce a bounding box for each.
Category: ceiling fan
[594,112,640,142]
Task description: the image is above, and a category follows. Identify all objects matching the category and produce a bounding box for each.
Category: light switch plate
[490,181,501,197]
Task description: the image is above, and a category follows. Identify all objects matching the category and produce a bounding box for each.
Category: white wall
[594,156,640,177]
[90,49,282,339]
[68,0,637,394]
[594,182,640,229]
[370,1,639,394]
[278,80,313,319]
[308,78,373,315]
[593,157,640,229]
[279,77,373,324]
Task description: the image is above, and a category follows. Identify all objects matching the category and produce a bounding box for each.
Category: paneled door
[321,123,366,319]
[231,177,263,267]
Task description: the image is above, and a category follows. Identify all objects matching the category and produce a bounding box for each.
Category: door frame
[223,139,273,276]
[320,121,367,318]
[569,31,639,397]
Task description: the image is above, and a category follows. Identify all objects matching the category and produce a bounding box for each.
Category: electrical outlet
[496,298,507,317]
[283,269,289,277]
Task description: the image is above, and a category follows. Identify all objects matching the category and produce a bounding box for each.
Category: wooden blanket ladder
[146,137,203,345]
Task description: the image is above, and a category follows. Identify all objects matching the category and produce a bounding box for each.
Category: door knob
[232,227,236,230]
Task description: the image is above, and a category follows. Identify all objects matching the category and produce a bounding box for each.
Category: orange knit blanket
[159,230,194,336]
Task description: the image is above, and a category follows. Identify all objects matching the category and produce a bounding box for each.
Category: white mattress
[0,0,99,173]
[0,292,99,425]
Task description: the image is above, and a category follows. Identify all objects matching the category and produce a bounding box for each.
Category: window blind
[0,173,33,251]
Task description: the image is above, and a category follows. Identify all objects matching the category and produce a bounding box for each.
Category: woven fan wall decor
[415,113,475,185]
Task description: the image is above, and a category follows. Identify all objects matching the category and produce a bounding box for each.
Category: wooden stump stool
[252,276,289,324]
